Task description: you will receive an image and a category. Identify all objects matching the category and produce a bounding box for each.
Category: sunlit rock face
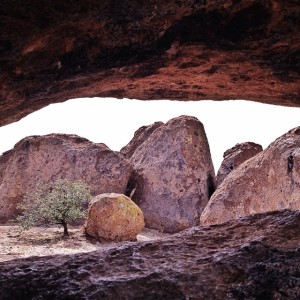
[0,134,132,222]
[121,122,164,159]
[201,127,300,226]
[125,115,215,233]
[84,193,145,242]
[0,0,299,126]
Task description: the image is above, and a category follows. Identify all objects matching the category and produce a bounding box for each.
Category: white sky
[0,98,299,171]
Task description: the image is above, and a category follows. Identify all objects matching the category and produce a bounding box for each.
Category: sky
[0,98,299,171]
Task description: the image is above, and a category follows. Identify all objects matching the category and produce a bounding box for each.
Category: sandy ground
[0,225,169,262]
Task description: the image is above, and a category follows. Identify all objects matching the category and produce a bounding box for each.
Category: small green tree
[17,179,92,237]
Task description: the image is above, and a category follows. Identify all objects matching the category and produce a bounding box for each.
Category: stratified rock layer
[217,142,263,186]
[201,127,300,226]
[0,0,299,126]
[0,134,132,222]
[85,193,144,242]
[0,210,299,299]
[127,115,215,233]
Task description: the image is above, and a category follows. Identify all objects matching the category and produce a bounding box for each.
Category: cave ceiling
[0,0,299,126]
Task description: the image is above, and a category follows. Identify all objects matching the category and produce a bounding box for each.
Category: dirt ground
[0,225,169,262]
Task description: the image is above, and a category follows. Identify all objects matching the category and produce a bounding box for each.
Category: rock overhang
[0,0,299,126]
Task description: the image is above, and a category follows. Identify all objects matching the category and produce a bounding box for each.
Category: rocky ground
[0,210,299,299]
[0,224,168,263]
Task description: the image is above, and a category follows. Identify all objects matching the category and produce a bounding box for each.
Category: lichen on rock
[84,193,145,241]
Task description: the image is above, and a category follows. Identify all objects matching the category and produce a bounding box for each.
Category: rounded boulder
[84,193,145,241]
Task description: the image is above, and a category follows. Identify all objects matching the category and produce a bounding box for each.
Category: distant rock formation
[201,127,300,226]
[120,121,163,158]
[125,115,215,233]
[217,142,263,186]
[0,134,132,222]
[85,193,144,241]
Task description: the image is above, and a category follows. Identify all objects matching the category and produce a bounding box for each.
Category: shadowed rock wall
[0,0,299,126]
[0,210,299,299]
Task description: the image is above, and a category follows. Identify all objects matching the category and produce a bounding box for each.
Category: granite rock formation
[0,150,12,184]
[0,1,299,297]
[0,134,132,222]
[0,0,299,126]
[217,142,263,186]
[0,209,299,299]
[84,193,144,242]
[126,115,215,233]
[120,121,163,159]
[201,127,300,226]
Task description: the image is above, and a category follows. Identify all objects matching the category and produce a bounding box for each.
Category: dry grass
[0,225,169,262]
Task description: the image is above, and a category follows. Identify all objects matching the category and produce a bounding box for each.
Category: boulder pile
[0,117,299,236]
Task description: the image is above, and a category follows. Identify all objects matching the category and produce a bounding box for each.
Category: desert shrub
[17,179,91,236]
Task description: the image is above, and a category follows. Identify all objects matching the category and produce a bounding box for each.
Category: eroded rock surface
[120,121,163,158]
[0,150,12,184]
[0,0,299,126]
[217,142,263,186]
[201,127,300,226]
[126,115,215,233]
[84,193,144,242]
[0,134,132,222]
[0,210,299,299]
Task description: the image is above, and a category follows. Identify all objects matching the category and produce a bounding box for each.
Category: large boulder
[84,193,145,241]
[200,127,300,226]
[120,121,163,159]
[126,115,215,233]
[0,134,132,222]
[0,150,12,184]
[216,142,263,186]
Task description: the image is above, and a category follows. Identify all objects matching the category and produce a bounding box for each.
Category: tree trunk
[61,220,69,237]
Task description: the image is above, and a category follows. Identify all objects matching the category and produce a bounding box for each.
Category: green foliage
[17,179,91,236]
